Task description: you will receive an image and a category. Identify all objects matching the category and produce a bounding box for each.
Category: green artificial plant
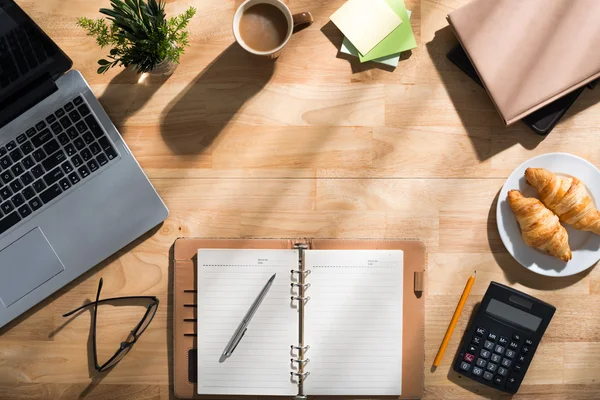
[77,0,196,74]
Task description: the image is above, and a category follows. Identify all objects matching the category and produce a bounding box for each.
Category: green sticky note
[359,0,416,62]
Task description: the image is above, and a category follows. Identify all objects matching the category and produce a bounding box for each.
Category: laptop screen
[0,0,72,112]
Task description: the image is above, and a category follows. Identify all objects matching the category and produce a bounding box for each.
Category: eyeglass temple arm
[62,296,157,317]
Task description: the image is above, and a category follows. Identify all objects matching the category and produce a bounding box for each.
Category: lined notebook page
[196,249,298,396]
[304,250,404,396]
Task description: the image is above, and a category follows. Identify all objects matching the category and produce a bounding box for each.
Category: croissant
[507,190,572,262]
[525,168,600,234]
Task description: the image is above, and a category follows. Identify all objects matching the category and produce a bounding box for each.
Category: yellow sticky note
[330,0,402,56]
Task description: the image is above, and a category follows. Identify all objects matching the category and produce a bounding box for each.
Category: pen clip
[229,327,247,356]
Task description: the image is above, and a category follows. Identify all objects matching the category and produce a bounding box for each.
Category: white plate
[497,153,600,277]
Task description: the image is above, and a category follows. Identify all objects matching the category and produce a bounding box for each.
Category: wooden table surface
[2,0,600,399]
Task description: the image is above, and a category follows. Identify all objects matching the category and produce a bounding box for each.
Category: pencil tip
[474,270,477,275]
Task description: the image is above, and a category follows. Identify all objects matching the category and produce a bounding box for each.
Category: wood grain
[2,0,600,399]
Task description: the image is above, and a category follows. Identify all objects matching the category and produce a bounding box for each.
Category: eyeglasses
[62,278,159,372]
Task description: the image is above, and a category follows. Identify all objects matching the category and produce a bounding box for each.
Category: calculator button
[475,327,486,337]
[487,332,498,341]
[475,358,487,368]
[525,338,533,346]
[513,333,522,341]
[522,346,530,355]
[460,361,471,372]
[501,358,512,368]
[486,362,497,372]
[505,349,516,359]
[480,349,491,359]
[509,341,519,350]
[472,366,483,377]
[464,353,475,363]
[472,336,482,346]
[490,354,502,363]
[494,345,505,355]
[514,364,523,373]
[484,340,494,350]
[498,336,508,345]
[494,375,505,385]
[518,354,526,363]
[483,371,493,381]
[506,373,519,389]
[468,345,478,353]
[498,367,508,376]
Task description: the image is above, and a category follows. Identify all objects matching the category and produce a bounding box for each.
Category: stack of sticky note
[330,0,416,68]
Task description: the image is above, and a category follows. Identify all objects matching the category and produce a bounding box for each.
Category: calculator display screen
[486,299,542,331]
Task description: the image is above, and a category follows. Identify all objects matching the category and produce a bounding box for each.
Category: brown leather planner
[172,238,426,399]
[447,0,600,125]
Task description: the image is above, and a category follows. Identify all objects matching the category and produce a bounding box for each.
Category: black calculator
[453,282,555,394]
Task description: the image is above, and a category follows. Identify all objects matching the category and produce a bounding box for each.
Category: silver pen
[222,273,277,358]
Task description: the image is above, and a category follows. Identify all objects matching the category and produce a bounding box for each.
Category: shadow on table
[426,26,545,162]
[97,68,172,133]
[159,43,275,155]
[320,21,410,74]
[486,190,593,290]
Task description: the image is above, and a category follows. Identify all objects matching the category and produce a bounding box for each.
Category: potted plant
[77,0,196,75]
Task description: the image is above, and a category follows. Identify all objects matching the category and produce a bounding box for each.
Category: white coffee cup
[233,0,313,57]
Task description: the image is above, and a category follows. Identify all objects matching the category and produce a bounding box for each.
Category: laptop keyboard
[0,95,118,236]
[0,24,51,87]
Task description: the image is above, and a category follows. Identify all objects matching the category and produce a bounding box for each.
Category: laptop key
[83,132,94,145]
[5,141,15,151]
[73,96,83,106]
[33,179,46,193]
[69,109,81,123]
[10,163,23,177]
[59,116,72,129]
[55,108,65,118]
[88,159,99,172]
[50,122,62,135]
[1,170,13,184]
[1,201,14,214]
[32,129,52,147]
[26,128,36,137]
[74,138,85,150]
[58,133,69,146]
[39,184,62,204]
[0,156,12,169]
[11,193,24,207]
[31,165,44,179]
[59,178,71,191]
[78,104,91,117]
[10,180,22,192]
[0,212,21,235]
[0,187,11,200]
[84,115,104,138]
[46,114,56,124]
[43,139,59,156]
[72,155,83,167]
[78,165,90,178]
[75,121,87,133]
[81,148,92,161]
[22,156,34,169]
[20,171,33,186]
[99,137,117,159]
[22,187,35,200]
[16,134,26,144]
[21,141,34,154]
[18,204,32,218]
[32,149,46,162]
[42,150,66,171]
[9,148,23,162]
[97,153,108,166]
[68,172,80,185]
[65,144,76,157]
[64,102,74,112]
[44,167,64,185]
[29,197,42,211]
[90,142,101,155]
[0,147,6,156]
[61,161,73,174]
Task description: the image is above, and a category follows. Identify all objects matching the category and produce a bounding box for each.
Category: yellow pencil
[433,271,476,368]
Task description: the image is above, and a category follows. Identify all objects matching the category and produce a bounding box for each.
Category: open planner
[173,238,426,399]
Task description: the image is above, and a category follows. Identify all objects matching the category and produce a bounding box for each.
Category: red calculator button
[464,353,475,363]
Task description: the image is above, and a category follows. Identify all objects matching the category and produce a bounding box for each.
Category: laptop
[0,1,168,329]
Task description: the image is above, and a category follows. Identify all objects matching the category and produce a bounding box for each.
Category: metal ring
[291,296,311,301]
[294,243,309,249]
[290,371,310,380]
[291,269,312,276]
[291,358,310,365]
[291,344,310,351]
[291,283,311,289]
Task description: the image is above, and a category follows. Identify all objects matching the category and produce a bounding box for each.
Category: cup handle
[292,12,313,33]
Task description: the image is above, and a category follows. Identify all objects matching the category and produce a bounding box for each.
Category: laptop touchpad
[0,228,65,307]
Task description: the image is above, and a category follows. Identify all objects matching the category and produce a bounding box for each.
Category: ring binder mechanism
[291,242,311,397]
